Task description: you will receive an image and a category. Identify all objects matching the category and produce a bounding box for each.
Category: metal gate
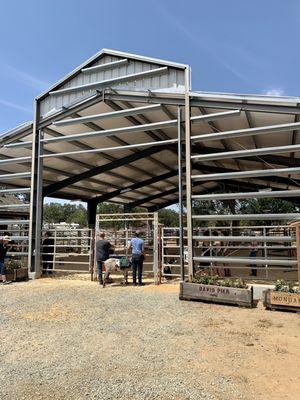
[162,224,297,282]
[41,224,93,274]
[95,212,159,283]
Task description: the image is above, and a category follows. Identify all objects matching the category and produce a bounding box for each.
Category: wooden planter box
[180,282,257,308]
[263,289,300,312]
[6,268,28,282]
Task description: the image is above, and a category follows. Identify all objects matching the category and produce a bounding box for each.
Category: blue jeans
[0,262,6,275]
[97,261,104,284]
[97,260,110,284]
[131,254,144,285]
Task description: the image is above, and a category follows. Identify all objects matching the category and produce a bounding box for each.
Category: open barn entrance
[0,49,300,286]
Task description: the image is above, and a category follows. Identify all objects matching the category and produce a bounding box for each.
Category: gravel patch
[0,278,299,399]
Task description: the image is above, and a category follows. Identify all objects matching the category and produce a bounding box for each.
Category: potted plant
[180,273,257,308]
[6,258,28,281]
[263,279,300,312]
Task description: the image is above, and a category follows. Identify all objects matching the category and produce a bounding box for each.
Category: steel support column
[28,99,43,278]
[87,200,98,229]
[177,106,185,282]
[184,67,193,281]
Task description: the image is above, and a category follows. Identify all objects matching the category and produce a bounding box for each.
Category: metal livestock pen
[0,48,300,283]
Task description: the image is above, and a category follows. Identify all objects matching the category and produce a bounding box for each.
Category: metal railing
[40,227,93,274]
[162,225,297,281]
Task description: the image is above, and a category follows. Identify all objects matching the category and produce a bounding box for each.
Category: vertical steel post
[184,66,194,281]
[28,99,43,278]
[263,227,268,279]
[87,200,97,229]
[178,106,185,281]
[53,228,57,272]
[153,212,159,284]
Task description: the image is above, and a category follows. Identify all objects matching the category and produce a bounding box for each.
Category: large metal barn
[1,48,300,282]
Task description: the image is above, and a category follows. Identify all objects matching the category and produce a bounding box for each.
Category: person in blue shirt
[128,231,144,286]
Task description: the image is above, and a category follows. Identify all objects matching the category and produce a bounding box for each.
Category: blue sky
[0,0,299,134]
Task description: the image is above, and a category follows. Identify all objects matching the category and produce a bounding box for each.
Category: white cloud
[0,99,32,114]
[1,63,50,92]
[262,88,285,96]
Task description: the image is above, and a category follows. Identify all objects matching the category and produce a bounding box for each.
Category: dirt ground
[0,277,299,400]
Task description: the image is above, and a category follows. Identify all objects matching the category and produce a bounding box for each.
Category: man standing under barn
[0,235,12,284]
[96,232,113,286]
[128,231,145,286]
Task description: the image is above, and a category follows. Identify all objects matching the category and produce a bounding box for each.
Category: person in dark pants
[42,231,54,275]
[96,232,113,286]
[0,235,12,284]
[128,231,144,286]
[249,235,258,277]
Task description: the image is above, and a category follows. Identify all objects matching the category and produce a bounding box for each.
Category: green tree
[43,203,87,227]
[238,198,299,225]
[158,208,179,227]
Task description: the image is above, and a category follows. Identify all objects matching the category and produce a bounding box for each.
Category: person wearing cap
[128,231,145,286]
[0,235,12,284]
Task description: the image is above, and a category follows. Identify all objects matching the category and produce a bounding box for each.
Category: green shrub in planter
[192,272,248,289]
[6,258,24,270]
[274,279,299,294]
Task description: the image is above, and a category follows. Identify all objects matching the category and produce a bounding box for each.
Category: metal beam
[0,187,30,194]
[192,166,300,181]
[128,181,215,208]
[147,183,219,211]
[41,138,178,159]
[190,98,300,115]
[128,187,179,208]
[5,119,177,148]
[49,67,169,96]
[104,91,300,115]
[53,104,162,126]
[0,136,130,196]
[43,126,162,194]
[193,235,292,243]
[0,204,29,209]
[0,172,31,180]
[193,256,296,266]
[66,111,177,190]
[5,109,240,148]
[192,189,300,201]
[192,213,300,221]
[191,143,300,167]
[0,156,32,165]
[43,144,174,196]
[192,121,300,143]
[50,114,177,194]
[102,99,178,185]
[0,220,29,225]
[197,106,242,174]
[192,143,300,162]
[89,170,178,204]
[81,58,128,73]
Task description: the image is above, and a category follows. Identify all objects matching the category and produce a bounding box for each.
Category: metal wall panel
[40,55,185,117]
